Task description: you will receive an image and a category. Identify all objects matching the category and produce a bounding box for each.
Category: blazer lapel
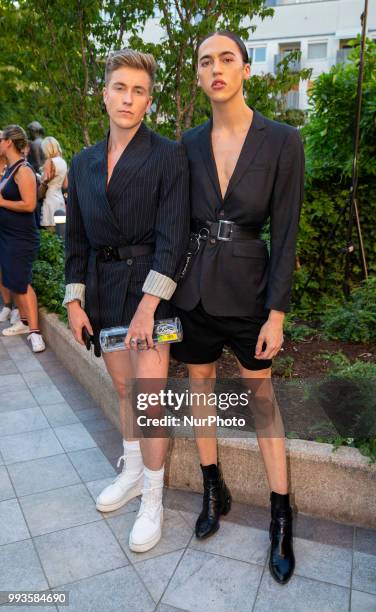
[224,108,267,201]
[198,118,223,203]
[89,137,120,232]
[106,121,153,201]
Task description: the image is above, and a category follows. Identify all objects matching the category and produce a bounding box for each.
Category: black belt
[190,219,261,242]
[87,243,154,357]
[96,243,154,262]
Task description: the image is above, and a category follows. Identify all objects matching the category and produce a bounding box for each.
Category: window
[307,42,327,60]
[248,46,267,63]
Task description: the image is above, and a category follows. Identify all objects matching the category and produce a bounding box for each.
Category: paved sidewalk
[0,326,375,611]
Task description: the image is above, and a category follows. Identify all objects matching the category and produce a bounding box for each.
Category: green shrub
[32,230,67,322]
[310,351,376,462]
[320,276,376,342]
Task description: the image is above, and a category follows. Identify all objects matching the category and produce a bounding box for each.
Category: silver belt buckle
[217,219,234,241]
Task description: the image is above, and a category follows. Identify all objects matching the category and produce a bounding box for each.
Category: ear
[243,63,251,81]
[103,86,108,105]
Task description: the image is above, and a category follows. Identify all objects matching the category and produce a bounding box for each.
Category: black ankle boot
[195,462,232,539]
[268,491,295,584]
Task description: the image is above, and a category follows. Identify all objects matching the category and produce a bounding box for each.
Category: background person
[39,136,68,231]
[0,125,46,352]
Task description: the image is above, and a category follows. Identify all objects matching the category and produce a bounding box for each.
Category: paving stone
[354,527,376,556]
[0,360,18,375]
[162,548,262,612]
[190,520,269,566]
[40,402,79,427]
[34,521,128,587]
[0,428,63,464]
[352,551,376,595]
[0,373,25,390]
[293,537,353,588]
[108,507,194,563]
[0,406,49,437]
[53,566,155,612]
[0,498,30,545]
[19,483,101,536]
[134,549,184,603]
[0,389,38,413]
[31,385,66,406]
[53,423,97,453]
[0,539,48,591]
[350,589,376,611]
[8,454,81,497]
[294,512,354,549]
[254,571,350,612]
[68,448,116,482]
[23,370,53,388]
[0,466,15,501]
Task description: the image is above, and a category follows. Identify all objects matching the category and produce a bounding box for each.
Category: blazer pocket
[232,240,268,259]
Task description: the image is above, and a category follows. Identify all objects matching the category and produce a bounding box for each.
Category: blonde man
[63,49,190,552]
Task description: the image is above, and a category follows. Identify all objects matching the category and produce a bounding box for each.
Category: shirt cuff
[142,270,177,300]
[63,283,86,309]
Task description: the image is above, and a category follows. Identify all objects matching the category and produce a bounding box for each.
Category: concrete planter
[39,309,376,528]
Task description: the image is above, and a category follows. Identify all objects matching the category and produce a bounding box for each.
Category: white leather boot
[128,465,164,553]
[96,439,143,512]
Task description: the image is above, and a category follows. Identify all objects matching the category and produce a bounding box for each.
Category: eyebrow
[199,50,237,61]
[112,81,147,90]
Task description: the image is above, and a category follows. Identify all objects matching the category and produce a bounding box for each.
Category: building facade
[246,0,376,109]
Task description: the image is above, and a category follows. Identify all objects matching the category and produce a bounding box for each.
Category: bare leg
[14,285,39,329]
[134,344,170,470]
[187,362,217,466]
[0,283,12,306]
[102,344,171,470]
[236,359,288,495]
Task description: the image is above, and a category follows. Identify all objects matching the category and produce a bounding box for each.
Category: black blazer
[172,107,305,316]
[65,121,190,334]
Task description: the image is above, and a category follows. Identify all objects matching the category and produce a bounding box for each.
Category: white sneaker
[0,306,11,322]
[96,442,143,513]
[2,320,30,336]
[10,309,20,325]
[128,485,164,552]
[27,332,46,353]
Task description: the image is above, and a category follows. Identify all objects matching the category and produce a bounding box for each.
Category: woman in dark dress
[0,125,45,352]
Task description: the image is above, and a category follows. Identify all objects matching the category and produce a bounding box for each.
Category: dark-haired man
[172,31,304,584]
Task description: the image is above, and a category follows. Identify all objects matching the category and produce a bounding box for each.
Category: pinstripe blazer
[63,121,190,339]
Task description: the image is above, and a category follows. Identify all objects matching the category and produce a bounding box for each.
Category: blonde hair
[105,48,157,92]
[2,125,28,153]
[41,136,62,159]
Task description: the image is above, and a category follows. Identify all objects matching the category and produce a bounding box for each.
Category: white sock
[119,439,143,473]
[123,439,141,453]
[143,465,165,489]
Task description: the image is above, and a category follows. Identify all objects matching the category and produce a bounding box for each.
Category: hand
[125,304,155,351]
[67,301,93,346]
[0,193,5,207]
[255,311,285,360]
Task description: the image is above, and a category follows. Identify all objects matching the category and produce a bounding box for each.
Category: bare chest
[107,149,124,186]
[211,133,248,199]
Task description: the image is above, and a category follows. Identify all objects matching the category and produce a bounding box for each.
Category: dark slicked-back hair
[198,30,249,64]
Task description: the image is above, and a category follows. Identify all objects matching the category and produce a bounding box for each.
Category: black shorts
[171,301,272,371]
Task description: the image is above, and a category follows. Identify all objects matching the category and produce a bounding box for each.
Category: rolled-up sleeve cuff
[142,270,177,300]
[63,283,86,309]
